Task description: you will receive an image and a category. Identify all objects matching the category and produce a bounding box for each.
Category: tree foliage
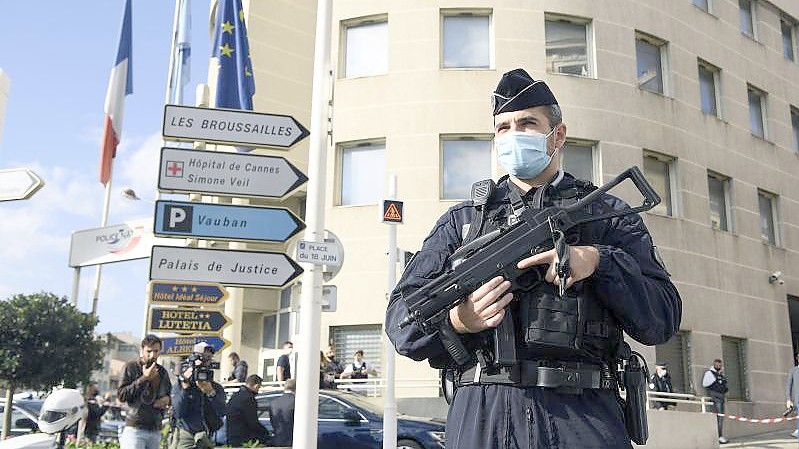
[0,292,103,390]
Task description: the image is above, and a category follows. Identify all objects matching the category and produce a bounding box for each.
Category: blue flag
[212,0,255,110]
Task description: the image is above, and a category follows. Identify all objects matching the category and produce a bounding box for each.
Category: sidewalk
[725,430,798,448]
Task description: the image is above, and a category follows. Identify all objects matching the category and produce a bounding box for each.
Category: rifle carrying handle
[564,165,661,225]
[627,165,661,209]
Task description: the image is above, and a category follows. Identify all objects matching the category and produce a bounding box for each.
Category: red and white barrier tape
[717,413,798,424]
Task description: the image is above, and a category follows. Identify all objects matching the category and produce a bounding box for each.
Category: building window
[441,11,491,69]
[262,315,277,348]
[441,136,492,200]
[707,172,730,231]
[757,190,778,245]
[698,60,721,117]
[782,18,796,61]
[739,0,755,38]
[643,152,675,216]
[655,331,692,393]
[636,33,668,95]
[747,84,767,139]
[343,18,388,78]
[721,337,748,401]
[791,106,799,153]
[693,0,710,13]
[545,15,593,77]
[330,324,383,375]
[280,287,292,309]
[339,141,386,206]
[562,140,596,183]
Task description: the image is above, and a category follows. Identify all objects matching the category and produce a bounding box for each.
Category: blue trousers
[445,385,632,449]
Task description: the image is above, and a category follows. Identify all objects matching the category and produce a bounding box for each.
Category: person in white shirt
[702,359,729,444]
[341,350,377,379]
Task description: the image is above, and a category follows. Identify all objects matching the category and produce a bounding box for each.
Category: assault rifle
[397,166,660,366]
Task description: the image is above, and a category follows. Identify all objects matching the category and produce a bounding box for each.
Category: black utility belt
[456,361,617,392]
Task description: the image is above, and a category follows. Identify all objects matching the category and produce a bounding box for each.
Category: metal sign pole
[383,174,398,449]
[71,267,81,306]
[292,1,332,447]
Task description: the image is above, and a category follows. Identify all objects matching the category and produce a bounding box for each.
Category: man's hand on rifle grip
[517,245,601,290]
[449,276,514,334]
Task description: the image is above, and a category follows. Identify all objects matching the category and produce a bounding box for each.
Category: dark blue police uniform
[385,173,682,449]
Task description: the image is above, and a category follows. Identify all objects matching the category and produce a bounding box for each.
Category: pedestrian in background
[226,352,248,382]
[703,359,729,444]
[341,350,376,379]
[170,342,226,449]
[785,353,799,438]
[321,345,344,389]
[276,341,293,382]
[265,379,295,448]
[648,362,675,410]
[226,375,269,446]
[118,335,172,449]
[84,382,109,442]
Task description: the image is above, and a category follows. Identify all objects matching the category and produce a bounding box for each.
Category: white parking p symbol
[163,204,192,232]
[170,208,187,228]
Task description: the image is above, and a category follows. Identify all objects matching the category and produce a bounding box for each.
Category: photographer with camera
[170,342,226,449]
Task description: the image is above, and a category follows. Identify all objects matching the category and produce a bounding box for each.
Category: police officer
[385,68,682,449]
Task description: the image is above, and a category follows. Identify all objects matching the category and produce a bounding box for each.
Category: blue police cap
[492,68,558,116]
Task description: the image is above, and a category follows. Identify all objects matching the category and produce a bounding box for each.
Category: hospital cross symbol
[166,161,184,178]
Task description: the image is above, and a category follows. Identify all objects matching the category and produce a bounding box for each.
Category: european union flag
[212,0,255,110]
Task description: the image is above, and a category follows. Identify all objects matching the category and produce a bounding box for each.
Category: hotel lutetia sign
[148,307,231,334]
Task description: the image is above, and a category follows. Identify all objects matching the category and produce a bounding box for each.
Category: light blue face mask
[495,128,557,179]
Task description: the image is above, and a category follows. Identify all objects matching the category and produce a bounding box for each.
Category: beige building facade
[218,0,799,433]
[92,332,140,394]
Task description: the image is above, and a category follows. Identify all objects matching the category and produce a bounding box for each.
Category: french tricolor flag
[99,0,133,185]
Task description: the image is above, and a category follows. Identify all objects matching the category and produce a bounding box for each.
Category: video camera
[179,342,220,383]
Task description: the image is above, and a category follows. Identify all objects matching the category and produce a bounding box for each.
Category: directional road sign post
[162,104,310,148]
[149,307,231,334]
[158,147,307,198]
[149,246,303,288]
[0,168,44,202]
[154,200,305,243]
[160,336,231,357]
[149,281,228,306]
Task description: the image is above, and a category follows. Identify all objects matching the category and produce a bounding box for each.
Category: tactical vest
[706,370,729,395]
[462,175,622,365]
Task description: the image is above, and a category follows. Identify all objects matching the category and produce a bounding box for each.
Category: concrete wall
[636,410,719,449]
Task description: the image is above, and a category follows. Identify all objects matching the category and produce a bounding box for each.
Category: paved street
[727,430,798,448]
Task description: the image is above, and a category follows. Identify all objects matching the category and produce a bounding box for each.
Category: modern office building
[212,0,799,435]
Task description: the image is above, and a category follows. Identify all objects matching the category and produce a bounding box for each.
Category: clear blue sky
[0,1,213,334]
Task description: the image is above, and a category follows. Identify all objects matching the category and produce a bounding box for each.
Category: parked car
[214,389,445,449]
[0,399,43,438]
[98,405,125,442]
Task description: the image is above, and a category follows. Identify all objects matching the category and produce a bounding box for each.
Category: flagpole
[164,0,182,108]
[141,0,183,338]
[91,171,113,316]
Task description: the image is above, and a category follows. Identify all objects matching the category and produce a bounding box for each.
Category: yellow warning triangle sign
[384,203,402,221]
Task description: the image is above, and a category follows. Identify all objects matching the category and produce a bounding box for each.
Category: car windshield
[15,400,42,416]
